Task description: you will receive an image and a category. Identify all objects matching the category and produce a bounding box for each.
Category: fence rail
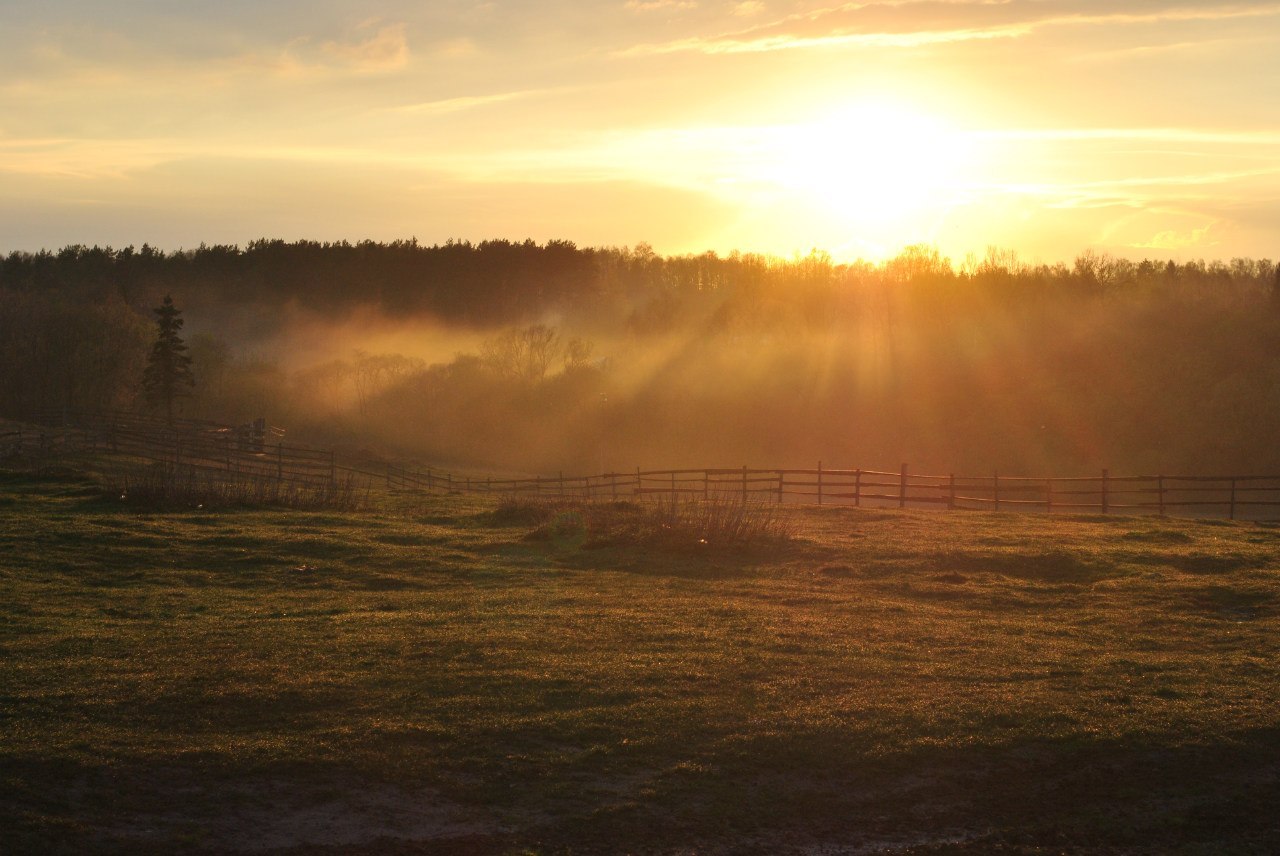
[7,413,1280,520]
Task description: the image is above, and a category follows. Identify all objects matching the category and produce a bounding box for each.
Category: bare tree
[481,324,562,382]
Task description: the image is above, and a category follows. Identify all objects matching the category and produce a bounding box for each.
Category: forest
[2,239,1278,477]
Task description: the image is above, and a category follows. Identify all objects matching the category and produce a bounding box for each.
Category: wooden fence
[389,464,1280,521]
[7,413,1280,520]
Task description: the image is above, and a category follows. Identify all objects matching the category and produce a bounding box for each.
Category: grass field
[2,467,1279,854]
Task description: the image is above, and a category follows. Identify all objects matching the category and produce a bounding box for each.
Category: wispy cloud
[389,88,562,116]
[0,137,192,178]
[975,127,1280,145]
[252,23,412,78]
[623,24,1023,54]
[0,22,414,94]
[1070,35,1268,62]
[624,0,698,11]
[1133,225,1217,249]
[622,1,1280,55]
[318,23,410,73]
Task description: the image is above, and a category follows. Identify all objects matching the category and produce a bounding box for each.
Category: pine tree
[142,295,195,422]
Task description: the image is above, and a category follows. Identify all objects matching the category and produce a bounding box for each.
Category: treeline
[0,239,595,326]
[2,239,1279,477]
[3,240,1276,331]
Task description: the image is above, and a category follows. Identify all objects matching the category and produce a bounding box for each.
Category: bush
[512,494,792,552]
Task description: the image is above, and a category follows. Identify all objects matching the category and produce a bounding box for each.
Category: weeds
[104,462,365,511]
[509,493,793,552]
[486,495,582,527]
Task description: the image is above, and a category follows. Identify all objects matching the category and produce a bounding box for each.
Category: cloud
[625,24,1023,54]
[621,0,1280,55]
[0,136,191,179]
[976,128,1280,145]
[732,2,767,16]
[0,23,415,97]
[433,37,480,58]
[318,23,410,72]
[625,0,698,11]
[1133,225,1217,249]
[1070,35,1265,62]
[390,88,561,116]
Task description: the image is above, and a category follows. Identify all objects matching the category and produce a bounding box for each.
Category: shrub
[515,494,792,552]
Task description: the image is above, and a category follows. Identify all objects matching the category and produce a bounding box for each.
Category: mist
[3,240,1278,479]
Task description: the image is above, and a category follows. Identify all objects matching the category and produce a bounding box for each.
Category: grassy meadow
[2,467,1279,854]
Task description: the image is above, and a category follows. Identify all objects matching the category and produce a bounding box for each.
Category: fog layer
[3,240,1277,477]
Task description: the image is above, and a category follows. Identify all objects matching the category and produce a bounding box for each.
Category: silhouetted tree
[142,294,194,422]
[481,324,562,382]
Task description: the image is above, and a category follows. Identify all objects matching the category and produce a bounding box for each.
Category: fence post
[948,474,956,510]
[742,465,748,506]
[1230,478,1237,520]
[703,470,709,501]
[535,474,540,496]
[994,472,1000,512]
[777,470,784,504]
[560,472,565,498]
[1101,469,1109,514]
[1158,475,1165,516]
[899,464,908,509]
[636,467,641,497]
[1045,478,1053,514]
[612,472,618,500]
[817,461,824,506]
[671,470,676,498]
[855,469,862,507]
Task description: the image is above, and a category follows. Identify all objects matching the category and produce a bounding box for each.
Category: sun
[760,101,976,230]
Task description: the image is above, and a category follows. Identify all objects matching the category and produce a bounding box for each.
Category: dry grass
[102,461,365,510]
[3,468,1279,854]
[503,493,793,552]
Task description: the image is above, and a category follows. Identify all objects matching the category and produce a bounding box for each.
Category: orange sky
[3,1,1278,262]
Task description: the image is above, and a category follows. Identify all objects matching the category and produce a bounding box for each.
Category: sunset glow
[757,102,979,251]
[770,103,969,212]
[2,2,1277,261]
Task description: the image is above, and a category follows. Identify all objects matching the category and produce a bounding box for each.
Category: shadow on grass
[927,549,1123,585]
[1118,550,1266,575]
[9,725,1278,854]
[550,542,777,580]
[532,725,1280,854]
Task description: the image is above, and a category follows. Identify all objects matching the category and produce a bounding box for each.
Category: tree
[480,324,562,382]
[142,294,195,422]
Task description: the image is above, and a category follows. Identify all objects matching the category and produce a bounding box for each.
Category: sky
[2,0,1278,263]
